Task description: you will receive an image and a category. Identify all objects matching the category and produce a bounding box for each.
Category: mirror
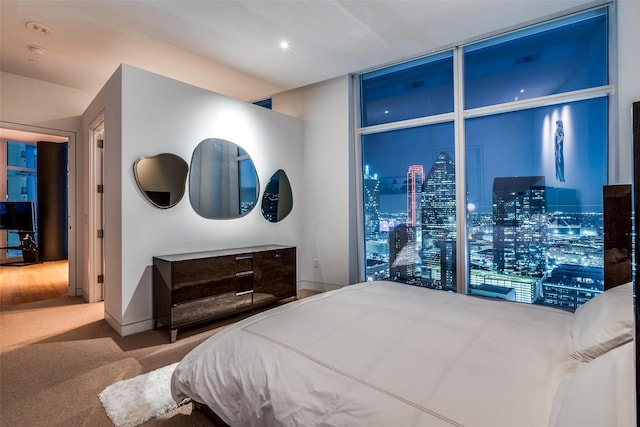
[261,169,293,222]
[189,138,259,219]
[133,153,189,209]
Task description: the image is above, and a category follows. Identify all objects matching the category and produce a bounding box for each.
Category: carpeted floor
[0,293,315,426]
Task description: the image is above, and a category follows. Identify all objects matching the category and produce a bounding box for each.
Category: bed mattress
[171,281,578,426]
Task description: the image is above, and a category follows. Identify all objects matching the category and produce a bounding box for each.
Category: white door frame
[88,114,105,303]
[0,121,77,296]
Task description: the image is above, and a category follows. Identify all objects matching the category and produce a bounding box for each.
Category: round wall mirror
[261,169,293,222]
[189,138,260,219]
[133,153,189,209]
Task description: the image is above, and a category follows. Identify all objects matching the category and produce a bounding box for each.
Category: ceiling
[1,0,593,106]
[0,128,67,143]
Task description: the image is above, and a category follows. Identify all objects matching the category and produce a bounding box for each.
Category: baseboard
[298,280,344,293]
[103,311,123,335]
[104,311,155,336]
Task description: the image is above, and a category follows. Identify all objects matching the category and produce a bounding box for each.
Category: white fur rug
[99,363,190,427]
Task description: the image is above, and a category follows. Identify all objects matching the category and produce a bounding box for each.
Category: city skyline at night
[360,7,609,311]
[363,154,605,310]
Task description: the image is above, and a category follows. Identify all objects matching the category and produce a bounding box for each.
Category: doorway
[0,124,76,302]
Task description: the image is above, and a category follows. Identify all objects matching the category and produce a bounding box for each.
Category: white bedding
[171,281,585,426]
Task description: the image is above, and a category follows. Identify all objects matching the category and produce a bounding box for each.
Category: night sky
[363,98,607,215]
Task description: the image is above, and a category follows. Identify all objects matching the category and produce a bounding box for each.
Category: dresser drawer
[172,255,236,284]
[173,276,236,304]
[153,245,296,342]
[171,292,237,328]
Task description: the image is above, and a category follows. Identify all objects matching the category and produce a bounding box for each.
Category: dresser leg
[170,329,178,343]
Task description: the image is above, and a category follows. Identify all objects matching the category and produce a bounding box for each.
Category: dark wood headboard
[632,100,639,423]
[603,184,632,289]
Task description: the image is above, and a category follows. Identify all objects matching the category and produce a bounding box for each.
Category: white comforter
[171,281,578,427]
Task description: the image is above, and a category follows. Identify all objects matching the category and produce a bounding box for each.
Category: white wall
[273,76,358,292]
[81,68,123,316]
[82,64,303,335]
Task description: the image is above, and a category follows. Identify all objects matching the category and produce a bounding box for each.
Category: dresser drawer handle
[236,290,254,297]
[236,271,253,277]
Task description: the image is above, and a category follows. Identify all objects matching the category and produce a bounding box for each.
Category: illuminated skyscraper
[541,264,603,309]
[389,224,419,284]
[421,152,457,290]
[363,165,381,238]
[404,165,424,284]
[492,176,547,278]
[406,165,424,228]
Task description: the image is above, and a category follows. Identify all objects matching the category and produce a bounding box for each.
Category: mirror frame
[133,153,189,209]
[189,138,260,220]
[261,169,293,222]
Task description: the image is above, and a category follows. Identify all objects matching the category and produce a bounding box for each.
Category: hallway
[0,260,68,307]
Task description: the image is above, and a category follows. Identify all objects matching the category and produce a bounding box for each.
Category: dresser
[153,245,296,342]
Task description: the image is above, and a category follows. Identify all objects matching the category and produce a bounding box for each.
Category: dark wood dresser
[153,245,296,342]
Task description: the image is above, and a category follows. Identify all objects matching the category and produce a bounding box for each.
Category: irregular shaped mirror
[133,153,189,209]
[261,169,293,222]
[189,138,259,219]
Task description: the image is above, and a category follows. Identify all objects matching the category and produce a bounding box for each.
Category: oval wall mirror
[133,153,189,209]
[189,138,260,219]
[261,169,293,222]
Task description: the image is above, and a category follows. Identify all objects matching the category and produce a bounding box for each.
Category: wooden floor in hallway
[0,260,69,307]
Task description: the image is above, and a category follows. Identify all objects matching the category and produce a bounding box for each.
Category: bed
[171,280,635,427]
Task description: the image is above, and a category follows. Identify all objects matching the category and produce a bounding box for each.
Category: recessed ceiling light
[279,40,290,50]
[26,21,53,36]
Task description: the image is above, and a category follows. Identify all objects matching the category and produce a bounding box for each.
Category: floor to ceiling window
[2,140,38,259]
[358,5,611,310]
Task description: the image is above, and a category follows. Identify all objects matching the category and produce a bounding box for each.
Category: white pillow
[570,282,634,362]
[549,342,636,427]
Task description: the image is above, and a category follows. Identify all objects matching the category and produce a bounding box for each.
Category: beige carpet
[0,295,291,426]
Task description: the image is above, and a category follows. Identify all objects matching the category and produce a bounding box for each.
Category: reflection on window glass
[189,138,259,219]
[361,51,454,127]
[362,123,456,291]
[465,98,607,309]
[464,8,607,109]
[239,156,258,215]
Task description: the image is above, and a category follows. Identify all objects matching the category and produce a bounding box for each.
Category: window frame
[354,3,616,298]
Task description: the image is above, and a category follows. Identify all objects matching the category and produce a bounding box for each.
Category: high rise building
[492,176,547,278]
[421,152,457,290]
[406,165,424,228]
[363,165,381,239]
[389,224,419,284]
[541,263,604,309]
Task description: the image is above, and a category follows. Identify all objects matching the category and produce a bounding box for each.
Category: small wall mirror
[133,153,189,209]
[262,169,293,222]
[190,138,259,219]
